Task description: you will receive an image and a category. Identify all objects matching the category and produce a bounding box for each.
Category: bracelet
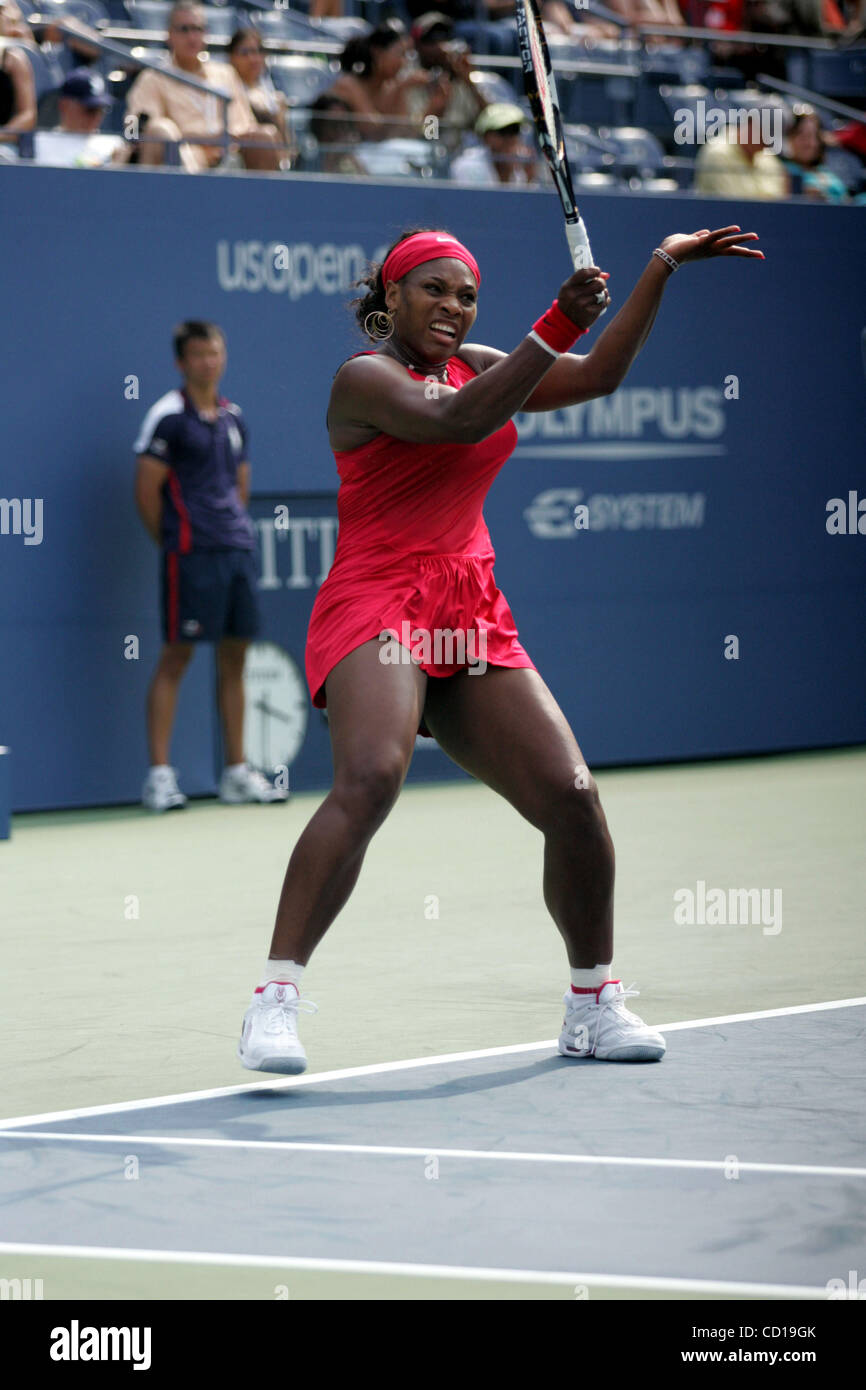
[529,299,588,356]
[653,247,679,274]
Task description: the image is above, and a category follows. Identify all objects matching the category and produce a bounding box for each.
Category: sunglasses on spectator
[236,46,263,55]
[173,22,205,32]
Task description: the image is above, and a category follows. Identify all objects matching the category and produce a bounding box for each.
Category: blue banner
[1,164,864,809]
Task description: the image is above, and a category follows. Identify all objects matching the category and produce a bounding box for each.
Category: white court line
[0,995,863,1133]
[0,1241,833,1299]
[2,1129,864,1180]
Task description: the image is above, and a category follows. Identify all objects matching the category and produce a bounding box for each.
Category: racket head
[515,0,578,222]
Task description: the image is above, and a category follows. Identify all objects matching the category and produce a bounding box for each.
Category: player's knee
[333,756,405,831]
[542,773,606,837]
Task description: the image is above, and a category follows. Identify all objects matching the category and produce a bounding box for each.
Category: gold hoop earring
[364,309,394,341]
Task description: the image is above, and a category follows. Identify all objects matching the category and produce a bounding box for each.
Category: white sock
[258,959,305,991]
[150,763,172,773]
[225,762,247,776]
[570,964,613,992]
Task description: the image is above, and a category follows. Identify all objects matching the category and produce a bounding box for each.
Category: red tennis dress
[305,351,537,736]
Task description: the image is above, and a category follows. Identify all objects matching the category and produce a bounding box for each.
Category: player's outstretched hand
[557,266,612,328]
[659,227,764,264]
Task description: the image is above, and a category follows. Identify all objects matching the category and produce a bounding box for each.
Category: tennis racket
[515,0,598,279]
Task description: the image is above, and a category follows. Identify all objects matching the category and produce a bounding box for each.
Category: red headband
[381,232,481,290]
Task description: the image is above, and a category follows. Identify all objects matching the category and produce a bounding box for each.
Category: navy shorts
[161,549,260,644]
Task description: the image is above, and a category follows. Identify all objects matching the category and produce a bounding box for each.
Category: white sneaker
[558,980,666,1062]
[142,765,187,812]
[237,980,318,1074]
[219,764,288,804]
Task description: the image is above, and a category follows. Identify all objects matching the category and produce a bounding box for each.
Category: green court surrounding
[2,746,864,1299]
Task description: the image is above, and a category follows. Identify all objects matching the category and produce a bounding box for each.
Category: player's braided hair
[352,226,458,340]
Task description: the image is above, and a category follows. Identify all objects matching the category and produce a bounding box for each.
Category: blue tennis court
[2,999,863,1300]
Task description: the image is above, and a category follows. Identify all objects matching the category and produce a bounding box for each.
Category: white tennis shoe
[558,980,666,1062]
[237,981,318,1074]
[142,765,187,812]
[219,764,289,804]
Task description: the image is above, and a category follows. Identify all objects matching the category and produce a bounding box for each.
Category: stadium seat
[267,55,334,107]
[564,122,618,175]
[634,72,676,141]
[13,41,58,102]
[630,175,680,193]
[571,170,623,190]
[468,68,520,106]
[354,137,449,179]
[598,125,666,178]
[823,144,866,196]
[35,0,110,27]
[807,49,866,101]
[562,72,634,129]
[124,0,172,28]
[657,83,710,134]
[313,17,372,40]
[195,5,239,37]
[453,19,518,59]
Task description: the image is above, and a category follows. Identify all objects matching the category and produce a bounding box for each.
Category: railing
[757,72,866,124]
[635,24,843,49]
[10,9,864,177]
[20,14,234,163]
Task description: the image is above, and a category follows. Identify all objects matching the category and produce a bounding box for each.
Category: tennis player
[238,223,762,1073]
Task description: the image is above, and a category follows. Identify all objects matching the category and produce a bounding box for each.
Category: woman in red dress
[238,223,762,1074]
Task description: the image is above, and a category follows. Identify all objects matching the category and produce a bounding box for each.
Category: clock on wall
[243,642,309,773]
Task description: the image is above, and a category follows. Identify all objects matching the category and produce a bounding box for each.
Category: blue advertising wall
[1,164,865,811]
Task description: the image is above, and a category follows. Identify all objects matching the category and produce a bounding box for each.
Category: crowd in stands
[0,0,863,199]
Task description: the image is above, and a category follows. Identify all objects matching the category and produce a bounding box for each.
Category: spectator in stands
[843,0,865,35]
[479,0,620,37]
[605,0,686,30]
[405,13,488,145]
[783,107,850,201]
[309,92,366,174]
[695,120,788,198]
[228,27,292,167]
[0,1,36,145]
[124,2,280,172]
[450,101,539,184]
[31,67,127,166]
[827,117,866,173]
[0,0,28,39]
[134,320,287,811]
[328,19,442,141]
[748,0,848,36]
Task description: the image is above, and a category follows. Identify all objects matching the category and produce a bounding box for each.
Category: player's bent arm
[135,454,169,543]
[331,342,561,446]
[237,461,251,507]
[474,255,673,412]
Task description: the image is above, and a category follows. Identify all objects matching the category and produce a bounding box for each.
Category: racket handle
[565,218,607,316]
[565,217,594,272]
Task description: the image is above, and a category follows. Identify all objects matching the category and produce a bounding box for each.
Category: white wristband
[653,247,679,273]
[527,330,560,359]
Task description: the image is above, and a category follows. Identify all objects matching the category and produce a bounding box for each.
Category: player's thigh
[324,639,427,819]
[422,665,597,829]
